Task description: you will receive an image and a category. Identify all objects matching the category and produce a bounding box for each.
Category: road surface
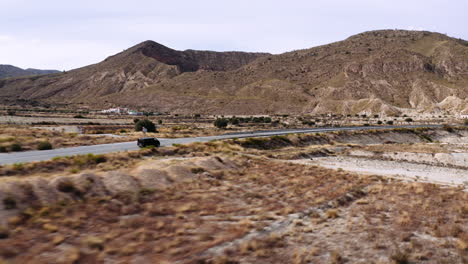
[0,125,438,165]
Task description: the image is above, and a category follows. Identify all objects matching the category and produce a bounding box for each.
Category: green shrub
[133,118,140,124]
[465,119,468,126]
[73,114,85,118]
[37,141,53,150]
[386,120,394,125]
[0,146,7,153]
[214,118,228,129]
[377,121,383,125]
[135,119,157,132]
[405,118,413,123]
[10,143,22,152]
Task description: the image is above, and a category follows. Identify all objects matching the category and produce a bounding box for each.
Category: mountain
[0,30,467,115]
[0,65,59,79]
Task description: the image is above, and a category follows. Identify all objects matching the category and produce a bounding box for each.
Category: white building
[101,107,129,114]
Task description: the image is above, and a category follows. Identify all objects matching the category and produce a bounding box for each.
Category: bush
[377,121,383,125]
[3,197,17,210]
[0,146,7,153]
[133,118,140,124]
[37,141,53,150]
[230,117,240,125]
[404,118,413,123]
[465,119,468,126]
[386,120,394,125]
[73,114,85,118]
[214,118,228,129]
[135,119,157,132]
[443,124,454,133]
[10,143,22,152]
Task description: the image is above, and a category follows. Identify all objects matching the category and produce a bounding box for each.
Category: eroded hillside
[0,30,467,115]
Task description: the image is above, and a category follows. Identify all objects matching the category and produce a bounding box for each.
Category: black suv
[137,137,160,148]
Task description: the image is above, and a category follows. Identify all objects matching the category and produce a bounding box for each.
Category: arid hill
[0,65,59,79]
[0,30,467,115]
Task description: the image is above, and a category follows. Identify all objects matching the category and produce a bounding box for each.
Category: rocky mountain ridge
[0,30,467,115]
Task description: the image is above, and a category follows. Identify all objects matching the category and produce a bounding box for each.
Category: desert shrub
[386,120,394,125]
[133,118,140,124]
[10,143,22,152]
[194,114,201,118]
[37,141,53,150]
[230,117,240,125]
[302,121,316,126]
[2,197,17,210]
[73,114,85,118]
[405,118,413,123]
[214,118,228,129]
[158,120,163,124]
[135,119,157,132]
[0,226,9,239]
[264,117,272,123]
[377,121,383,125]
[443,124,454,133]
[191,167,206,174]
[465,119,468,126]
[7,110,15,116]
[12,163,24,170]
[418,134,433,142]
[363,123,370,126]
[0,146,7,153]
[120,129,127,133]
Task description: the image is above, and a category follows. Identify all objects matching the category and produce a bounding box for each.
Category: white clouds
[0,36,119,70]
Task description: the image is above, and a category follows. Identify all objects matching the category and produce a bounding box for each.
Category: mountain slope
[0,30,467,115]
[0,65,59,79]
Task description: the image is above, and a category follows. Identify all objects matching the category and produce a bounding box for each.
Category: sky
[0,0,466,71]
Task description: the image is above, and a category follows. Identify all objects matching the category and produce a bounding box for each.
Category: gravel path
[294,157,468,187]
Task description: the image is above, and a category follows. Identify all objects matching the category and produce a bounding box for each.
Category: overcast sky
[1,0,466,70]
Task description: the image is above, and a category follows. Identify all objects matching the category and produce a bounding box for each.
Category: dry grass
[0,125,133,152]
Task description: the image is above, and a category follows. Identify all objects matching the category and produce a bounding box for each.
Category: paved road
[0,125,438,165]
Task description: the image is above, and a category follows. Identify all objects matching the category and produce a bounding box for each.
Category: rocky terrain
[0,65,59,79]
[0,127,466,263]
[0,30,467,115]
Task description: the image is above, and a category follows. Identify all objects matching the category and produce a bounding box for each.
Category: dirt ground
[0,127,466,263]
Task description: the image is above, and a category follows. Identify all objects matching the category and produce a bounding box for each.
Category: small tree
[135,119,157,132]
[214,118,228,129]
